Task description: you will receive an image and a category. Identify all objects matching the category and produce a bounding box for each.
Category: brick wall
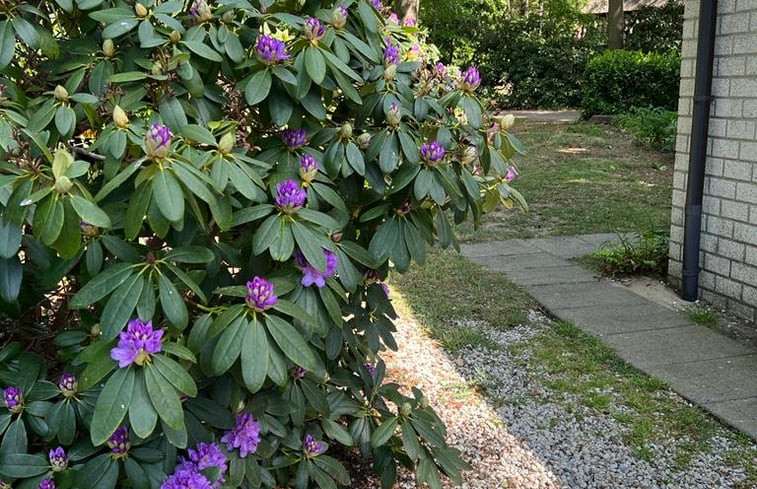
[669,0,757,323]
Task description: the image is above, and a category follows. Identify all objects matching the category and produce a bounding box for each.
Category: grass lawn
[457,121,674,241]
[390,121,756,483]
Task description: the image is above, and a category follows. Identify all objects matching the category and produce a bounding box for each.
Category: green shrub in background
[582,49,681,117]
[0,1,525,488]
[616,108,678,152]
[624,2,684,54]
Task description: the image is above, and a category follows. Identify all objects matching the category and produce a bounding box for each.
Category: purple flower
[303,434,325,457]
[332,4,348,28]
[58,373,78,398]
[299,154,320,182]
[49,447,68,472]
[293,249,338,288]
[281,128,307,148]
[460,66,481,92]
[108,426,130,458]
[371,0,383,9]
[387,12,399,23]
[383,45,400,66]
[292,366,307,379]
[161,463,213,489]
[110,319,164,368]
[403,17,417,26]
[504,166,519,182]
[435,62,446,77]
[245,276,277,311]
[145,122,172,159]
[187,442,228,472]
[364,363,376,378]
[420,140,445,164]
[380,283,390,297]
[221,413,261,458]
[38,479,56,489]
[303,17,326,42]
[190,0,212,21]
[3,386,22,412]
[275,179,307,211]
[256,35,290,64]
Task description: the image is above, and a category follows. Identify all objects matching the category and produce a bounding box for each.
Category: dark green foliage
[624,3,684,54]
[590,230,670,278]
[582,50,681,117]
[0,1,525,488]
[616,108,678,152]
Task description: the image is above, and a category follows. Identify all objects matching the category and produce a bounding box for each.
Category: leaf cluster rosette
[0,1,524,488]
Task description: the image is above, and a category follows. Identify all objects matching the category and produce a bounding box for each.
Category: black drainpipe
[681,0,718,301]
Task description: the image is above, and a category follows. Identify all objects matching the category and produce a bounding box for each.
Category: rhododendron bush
[0,0,524,488]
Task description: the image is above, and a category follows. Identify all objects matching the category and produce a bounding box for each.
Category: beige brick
[751,205,757,224]
[723,159,754,180]
[709,118,727,138]
[740,141,757,162]
[720,12,751,33]
[716,54,746,76]
[706,216,735,237]
[741,285,757,307]
[702,233,719,253]
[718,238,746,260]
[730,77,757,96]
[726,119,756,140]
[714,98,743,118]
[712,77,731,97]
[715,275,742,297]
[733,221,757,242]
[747,55,757,75]
[732,262,757,284]
[704,194,723,214]
[746,245,757,266]
[721,199,751,221]
[733,33,757,54]
[735,182,757,203]
[704,252,732,273]
[705,157,724,176]
[744,99,757,118]
[711,138,740,159]
[700,269,717,290]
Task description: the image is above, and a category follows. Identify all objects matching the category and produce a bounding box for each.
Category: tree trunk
[608,0,624,49]
[396,0,419,24]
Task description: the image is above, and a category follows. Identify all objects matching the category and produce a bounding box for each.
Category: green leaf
[158,273,188,330]
[102,18,139,39]
[245,69,272,105]
[124,457,150,489]
[70,194,112,228]
[183,41,223,61]
[101,273,145,340]
[90,367,135,445]
[241,319,268,393]
[33,196,64,246]
[0,257,22,303]
[164,246,214,263]
[159,97,188,129]
[161,342,196,363]
[153,169,185,223]
[211,316,245,375]
[321,419,353,446]
[181,124,216,145]
[0,453,49,478]
[151,355,197,396]
[55,106,76,136]
[267,218,295,262]
[95,160,142,202]
[0,223,21,259]
[145,363,184,430]
[291,221,328,271]
[129,371,158,439]
[108,71,148,83]
[0,419,27,455]
[304,47,327,84]
[0,21,15,70]
[76,453,119,489]
[265,315,319,372]
[58,400,76,445]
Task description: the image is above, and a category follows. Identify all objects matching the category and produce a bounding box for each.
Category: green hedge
[582,49,681,117]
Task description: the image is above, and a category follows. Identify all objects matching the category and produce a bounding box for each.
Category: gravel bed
[357,309,756,489]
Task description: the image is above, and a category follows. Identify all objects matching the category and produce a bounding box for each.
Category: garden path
[462,234,757,440]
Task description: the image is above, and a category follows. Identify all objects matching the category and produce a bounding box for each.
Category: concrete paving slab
[604,326,756,367]
[460,240,531,258]
[703,398,757,439]
[505,266,598,286]
[467,252,569,273]
[529,236,601,259]
[644,354,757,404]
[526,282,650,310]
[551,303,693,336]
[576,233,627,249]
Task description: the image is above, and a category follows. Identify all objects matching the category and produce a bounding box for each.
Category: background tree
[608,0,624,48]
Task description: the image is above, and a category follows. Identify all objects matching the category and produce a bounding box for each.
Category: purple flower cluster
[505,166,519,182]
[245,276,278,311]
[49,447,68,472]
[303,17,326,42]
[145,123,172,159]
[162,442,228,489]
[221,413,261,458]
[364,363,376,378]
[256,35,290,64]
[299,154,320,182]
[3,386,22,412]
[420,140,445,164]
[460,66,481,92]
[331,4,348,28]
[108,426,130,458]
[38,479,56,489]
[371,0,384,9]
[292,366,307,379]
[387,12,399,23]
[403,17,417,26]
[293,249,338,288]
[303,434,325,457]
[281,128,307,148]
[383,45,401,66]
[275,179,307,211]
[110,318,164,368]
[58,373,77,397]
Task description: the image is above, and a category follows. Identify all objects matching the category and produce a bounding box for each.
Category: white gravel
[372,309,756,489]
